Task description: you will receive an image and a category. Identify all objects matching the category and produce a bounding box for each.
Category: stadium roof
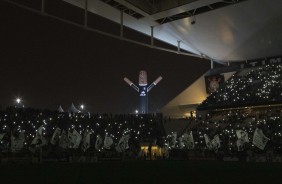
[64,0,282,62]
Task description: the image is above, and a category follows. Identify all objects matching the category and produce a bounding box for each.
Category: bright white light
[80,105,84,110]
[16,98,21,104]
[135,110,139,114]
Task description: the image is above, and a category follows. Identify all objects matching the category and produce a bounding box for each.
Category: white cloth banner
[211,134,221,150]
[236,130,249,143]
[31,126,43,146]
[170,132,177,148]
[31,126,47,148]
[116,134,130,152]
[178,137,185,149]
[59,130,69,149]
[104,134,113,149]
[0,133,5,141]
[82,132,91,152]
[204,134,213,150]
[51,128,61,145]
[68,129,82,149]
[183,131,194,149]
[252,128,270,150]
[95,135,103,151]
[236,139,244,151]
[11,132,25,152]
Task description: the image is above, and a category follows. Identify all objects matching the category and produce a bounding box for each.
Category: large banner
[252,128,270,150]
[205,74,224,94]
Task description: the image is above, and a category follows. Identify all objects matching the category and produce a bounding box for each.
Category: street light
[15,98,24,108]
[80,104,84,110]
[16,98,21,104]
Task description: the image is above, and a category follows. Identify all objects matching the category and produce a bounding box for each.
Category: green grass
[0,161,281,184]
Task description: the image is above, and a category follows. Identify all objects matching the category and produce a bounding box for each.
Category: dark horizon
[0,1,210,113]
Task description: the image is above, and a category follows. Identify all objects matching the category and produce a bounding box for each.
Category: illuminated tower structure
[124,71,162,114]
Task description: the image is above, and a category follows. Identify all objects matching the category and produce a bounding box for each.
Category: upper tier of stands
[198,64,282,110]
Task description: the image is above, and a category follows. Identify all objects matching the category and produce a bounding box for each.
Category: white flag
[104,134,113,149]
[31,126,47,148]
[82,132,91,152]
[30,126,43,145]
[0,133,5,141]
[11,132,25,152]
[236,139,244,151]
[51,128,61,145]
[59,130,69,149]
[183,131,194,149]
[211,134,221,151]
[252,128,270,150]
[116,134,130,152]
[95,134,103,151]
[236,130,249,143]
[178,137,185,149]
[170,132,177,148]
[68,129,82,149]
[204,134,213,150]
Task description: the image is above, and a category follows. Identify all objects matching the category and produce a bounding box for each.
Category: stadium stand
[198,63,282,110]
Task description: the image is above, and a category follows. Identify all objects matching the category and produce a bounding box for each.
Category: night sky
[0,1,210,113]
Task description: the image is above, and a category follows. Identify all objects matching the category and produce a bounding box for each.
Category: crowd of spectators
[165,107,282,162]
[198,63,282,110]
[1,105,282,162]
[0,107,165,161]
